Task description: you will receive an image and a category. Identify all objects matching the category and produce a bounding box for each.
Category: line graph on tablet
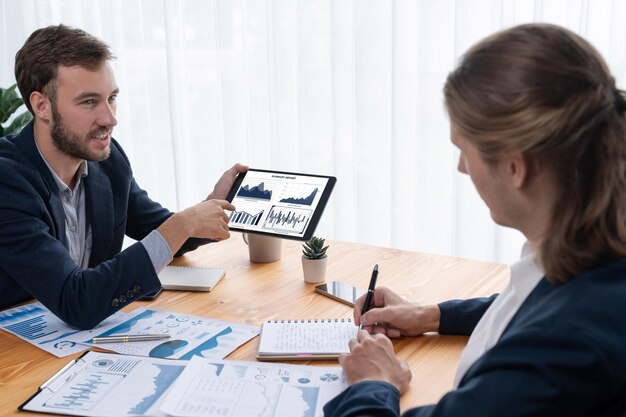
[236,182,273,200]
[263,206,312,233]
[226,169,335,240]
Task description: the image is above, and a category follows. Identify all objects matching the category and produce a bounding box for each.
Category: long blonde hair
[444,23,626,282]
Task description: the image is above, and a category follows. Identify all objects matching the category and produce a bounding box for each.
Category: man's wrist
[156,212,191,254]
[417,304,441,333]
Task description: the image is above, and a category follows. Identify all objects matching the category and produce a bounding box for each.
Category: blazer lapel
[84,162,114,266]
[15,123,66,240]
[47,192,66,242]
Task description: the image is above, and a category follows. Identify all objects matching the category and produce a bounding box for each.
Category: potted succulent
[301,236,329,283]
[1,84,32,137]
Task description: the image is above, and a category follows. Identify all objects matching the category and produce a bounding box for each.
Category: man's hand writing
[354,286,441,337]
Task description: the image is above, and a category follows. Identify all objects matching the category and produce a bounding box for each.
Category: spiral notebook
[256,318,358,361]
[158,265,225,291]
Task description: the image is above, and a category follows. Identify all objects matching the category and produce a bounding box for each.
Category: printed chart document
[0,303,258,360]
[257,318,358,360]
[84,307,260,360]
[20,351,184,417]
[0,302,126,357]
[158,266,225,291]
[161,356,347,417]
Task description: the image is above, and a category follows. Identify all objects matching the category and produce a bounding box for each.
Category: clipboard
[19,350,90,411]
[19,350,188,416]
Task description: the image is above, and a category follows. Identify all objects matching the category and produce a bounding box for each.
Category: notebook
[158,265,225,291]
[256,318,358,361]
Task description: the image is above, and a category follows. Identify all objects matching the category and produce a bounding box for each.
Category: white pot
[301,256,328,283]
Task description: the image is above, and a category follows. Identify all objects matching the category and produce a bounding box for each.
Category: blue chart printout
[228,171,332,238]
[161,356,347,417]
[20,351,186,417]
[84,307,260,360]
[0,302,126,358]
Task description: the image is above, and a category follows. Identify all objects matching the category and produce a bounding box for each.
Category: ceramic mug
[242,233,282,263]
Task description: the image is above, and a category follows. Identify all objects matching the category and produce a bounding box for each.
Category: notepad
[256,318,358,361]
[158,265,225,291]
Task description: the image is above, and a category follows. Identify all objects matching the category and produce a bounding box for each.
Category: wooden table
[0,236,509,415]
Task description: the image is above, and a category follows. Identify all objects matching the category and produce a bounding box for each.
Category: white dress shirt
[453,241,544,387]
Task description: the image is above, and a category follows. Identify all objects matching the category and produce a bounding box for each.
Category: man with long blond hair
[325,23,626,417]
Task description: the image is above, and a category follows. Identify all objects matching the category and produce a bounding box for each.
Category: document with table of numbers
[161,356,347,417]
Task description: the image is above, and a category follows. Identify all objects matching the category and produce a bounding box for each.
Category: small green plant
[1,84,32,137]
[302,236,329,260]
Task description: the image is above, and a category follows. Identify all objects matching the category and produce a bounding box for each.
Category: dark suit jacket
[0,123,207,329]
[324,258,626,417]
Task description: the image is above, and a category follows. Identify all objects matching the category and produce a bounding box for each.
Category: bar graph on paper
[4,315,59,340]
[21,351,189,416]
[0,302,128,357]
[45,372,123,411]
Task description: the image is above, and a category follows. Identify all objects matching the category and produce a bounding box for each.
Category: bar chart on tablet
[229,210,265,227]
[226,169,335,239]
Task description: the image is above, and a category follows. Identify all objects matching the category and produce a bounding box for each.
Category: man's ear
[508,152,528,188]
[29,92,52,122]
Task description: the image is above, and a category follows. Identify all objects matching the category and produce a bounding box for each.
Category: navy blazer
[324,258,626,417]
[0,123,207,329]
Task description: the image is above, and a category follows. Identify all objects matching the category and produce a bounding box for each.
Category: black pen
[359,264,379,330]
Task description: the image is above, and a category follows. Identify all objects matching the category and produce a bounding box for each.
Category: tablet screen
[225,169,336,240]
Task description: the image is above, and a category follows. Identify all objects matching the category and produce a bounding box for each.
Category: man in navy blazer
[324,24,626,417]
[0,24,244,329]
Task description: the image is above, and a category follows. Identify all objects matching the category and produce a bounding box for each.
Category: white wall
[2,0,625,265]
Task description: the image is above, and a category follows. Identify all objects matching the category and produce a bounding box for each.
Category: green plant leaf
[302,236,328,259]
[4,111,32,136]
[1,85,23,122]
[0,97,24,124]
[0,84,30,135]
[0,84,17,103]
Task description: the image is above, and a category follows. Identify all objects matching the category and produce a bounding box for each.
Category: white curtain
[2,0,625,264]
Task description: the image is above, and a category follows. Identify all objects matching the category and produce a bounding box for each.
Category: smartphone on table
[314,281,365,307]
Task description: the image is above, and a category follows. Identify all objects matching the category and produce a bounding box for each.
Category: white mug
[242,233,282,263]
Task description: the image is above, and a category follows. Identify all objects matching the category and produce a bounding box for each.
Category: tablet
[225,169,336,241]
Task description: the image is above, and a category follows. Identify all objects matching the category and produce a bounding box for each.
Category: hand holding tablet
[225,169,336,241]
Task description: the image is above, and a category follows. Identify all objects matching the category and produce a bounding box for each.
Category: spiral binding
[267,318,352,323]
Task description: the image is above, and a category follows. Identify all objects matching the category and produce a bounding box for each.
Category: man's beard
[51,103,111,162]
